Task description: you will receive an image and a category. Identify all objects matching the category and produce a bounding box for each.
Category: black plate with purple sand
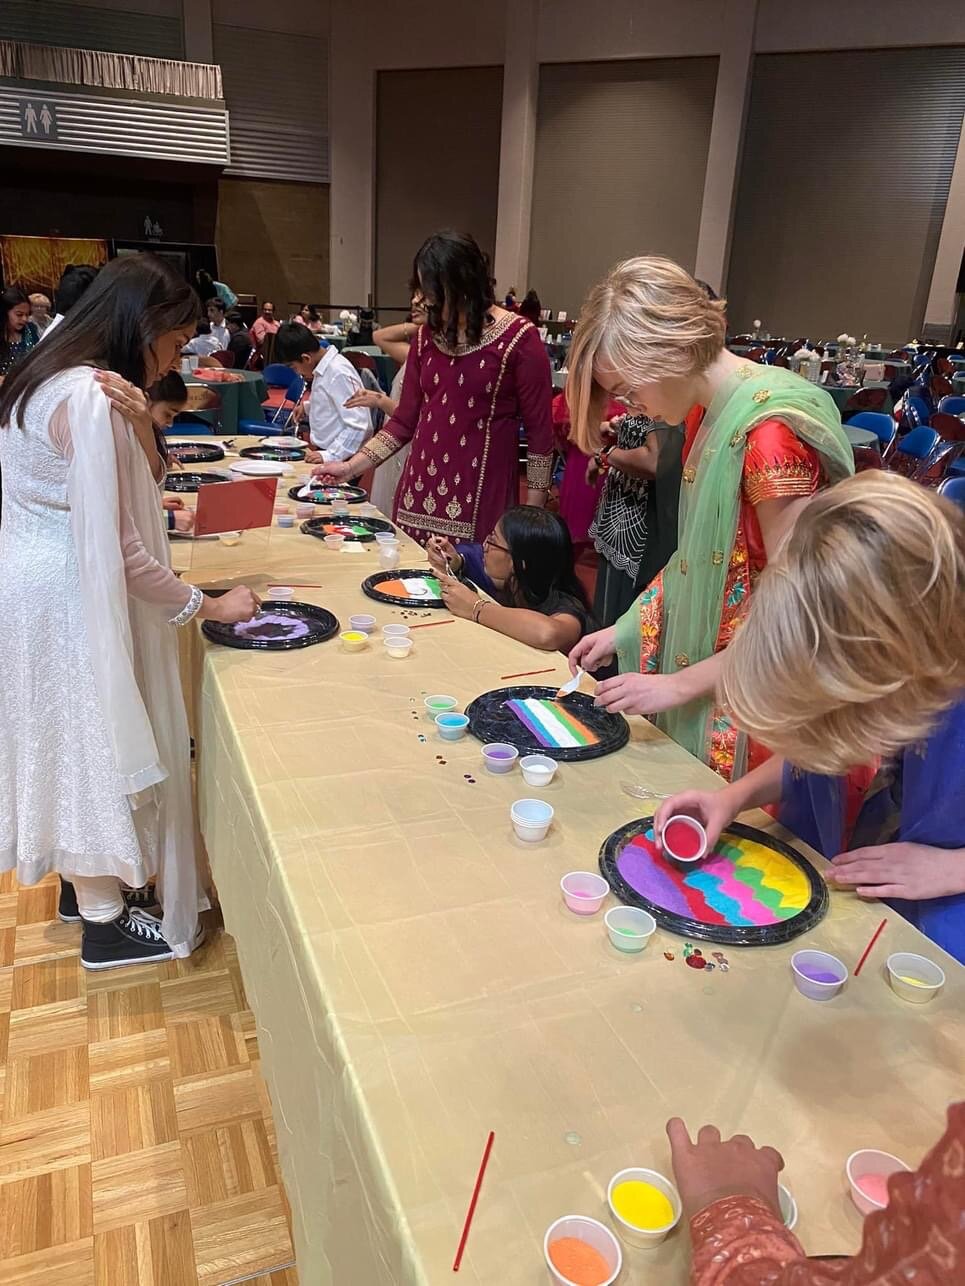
[464,684,629,762]
[598,816,828,947]
[240,445,306,462]
[288,483,367,504]
[201,600,340,650]
[301,515,395,543]
[164,470,231,493]
[167,441,225,464]
[361,570,448,608]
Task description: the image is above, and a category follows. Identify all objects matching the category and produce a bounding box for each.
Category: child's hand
[654,789,738,854]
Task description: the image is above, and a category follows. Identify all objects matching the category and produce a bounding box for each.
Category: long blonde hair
[566,256,726,453]
[721,473,965,775]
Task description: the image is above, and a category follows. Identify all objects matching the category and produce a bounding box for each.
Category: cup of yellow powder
[606,1167,681,1248]
[885,952,945,1004]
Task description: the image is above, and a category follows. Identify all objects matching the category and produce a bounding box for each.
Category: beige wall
[216,177,330,311]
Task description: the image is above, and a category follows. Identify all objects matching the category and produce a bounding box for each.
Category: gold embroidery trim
[396,509,474,540]
[712,550,724,566]
[752,389,771,404]
[743,462,816,507]
[471,324,529,533]
[360,432,402,465]
[430,311,521,357]
[679,558,688,575]
[674,653,690,668]
[526,451,554,491]
[683,466,697,484]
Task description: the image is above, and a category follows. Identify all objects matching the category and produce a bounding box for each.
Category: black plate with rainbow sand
[166,441,225,464]
[362,569,447,608]
[288,483,367,504]
[301,515,395,543]
[239,445,306,462]
[164,470,231,493]
[201,600,339,651]
[465,684,629,762]
[598,816,828,947]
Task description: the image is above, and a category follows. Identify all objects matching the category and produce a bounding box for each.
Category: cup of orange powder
[543,1215,621,1286]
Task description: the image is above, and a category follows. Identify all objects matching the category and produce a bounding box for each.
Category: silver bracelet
[169,584,203,627]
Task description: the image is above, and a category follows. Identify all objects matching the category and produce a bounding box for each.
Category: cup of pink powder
[560,872,609,916]
[661,813,707,864]
[543,1215,622,1286]
[846,1149,909,1216]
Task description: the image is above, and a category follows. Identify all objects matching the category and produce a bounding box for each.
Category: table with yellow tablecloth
[170,440,965,1285]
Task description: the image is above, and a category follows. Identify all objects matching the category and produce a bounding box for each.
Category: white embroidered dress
[0,366,206,955]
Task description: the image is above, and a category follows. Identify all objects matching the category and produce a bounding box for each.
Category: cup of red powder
[660,814,707,864]
[543,1215,622,1286]
[845,1149,909,1216]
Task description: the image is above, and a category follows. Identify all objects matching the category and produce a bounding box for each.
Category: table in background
[843,424,879,450]
[827,382,894,416]
[344,344,397,393]
[552,369,567,390]
[954,373,965,395]
[171,441,964,1284]
[183,370,268,436]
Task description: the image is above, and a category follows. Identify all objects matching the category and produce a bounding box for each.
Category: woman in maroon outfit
[317,231,554,543]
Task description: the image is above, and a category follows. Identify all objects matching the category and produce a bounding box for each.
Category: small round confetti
[564,1131,582,1147]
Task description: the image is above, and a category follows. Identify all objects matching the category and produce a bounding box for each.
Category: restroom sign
[19,100,59,141]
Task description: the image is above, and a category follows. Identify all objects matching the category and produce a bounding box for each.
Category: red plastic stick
[452,1131,495,1272]
[854,918,887,976]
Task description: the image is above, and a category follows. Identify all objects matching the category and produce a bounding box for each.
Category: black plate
[599,816,828,947]
[240,445,306,462]
[288,484,368,504]
[301,515,395,543]
[362,569,447,608]
[167,441,225,464]
[164,470,231,493]
[464,684,629,762]
[201,600,339,651]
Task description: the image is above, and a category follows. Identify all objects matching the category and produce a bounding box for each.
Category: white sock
[70,875,125,923]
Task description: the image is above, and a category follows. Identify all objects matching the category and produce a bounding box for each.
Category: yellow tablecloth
[173,441,964,1285]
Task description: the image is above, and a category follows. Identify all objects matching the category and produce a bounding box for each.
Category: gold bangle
[471,598,486,623]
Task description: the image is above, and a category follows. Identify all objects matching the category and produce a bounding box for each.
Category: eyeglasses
[483,531,510,553]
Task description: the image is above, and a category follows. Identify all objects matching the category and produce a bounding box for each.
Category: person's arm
[654,757,785,852]
[316,366,372,462]
[594,650,723,714]
[604,431,661,481]
[827,843,965,900]
[515,328,555,507]
[373,321,416,365]
[744,419,822,560]
[440,576,582,652]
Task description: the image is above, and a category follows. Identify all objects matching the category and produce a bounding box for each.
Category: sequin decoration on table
[201,601,340,651]
[505,697,599,750]
[599,817,828,947]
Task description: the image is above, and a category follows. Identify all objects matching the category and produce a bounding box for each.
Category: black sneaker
[81,908,199,971]
[59,879,160,924]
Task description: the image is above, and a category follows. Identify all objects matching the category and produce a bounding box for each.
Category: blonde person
[567,257,853,778]
[347,292,427,514]
[656,473,965,963]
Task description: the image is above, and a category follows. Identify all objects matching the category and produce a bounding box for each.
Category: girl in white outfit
[0,254,259,969]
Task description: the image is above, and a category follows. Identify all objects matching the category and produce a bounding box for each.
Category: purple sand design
[616,846,693,919]
[798,967,840,984]
[233,612,310,642]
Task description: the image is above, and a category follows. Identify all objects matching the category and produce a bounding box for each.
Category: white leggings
[68,875,125,923]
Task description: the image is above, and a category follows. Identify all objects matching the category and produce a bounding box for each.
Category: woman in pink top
[317,231,555,544]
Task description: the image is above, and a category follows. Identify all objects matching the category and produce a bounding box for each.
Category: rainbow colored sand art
[506,698,599,750]
[615,828,810,928]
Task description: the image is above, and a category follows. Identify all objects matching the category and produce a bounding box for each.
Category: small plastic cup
[604,906,656,953]
[274,503,291,514]
[268,586,294,600]
[661,813,708,863]
[424,694,459,715]
[885,952,945,1004]
[560,871,609,916]
[482,743,519,774]
[510,798,554,842]
[778,1183,797,1231]
[606,1167,681,1248]
[384,637,412,659]
[374,531,398,545]
[790,949,848,1001]
[295,503,315,519]
[544,1215,622,1286]
[436,713,469,741]
[339,630,368,652]
[332,502,350,517]
[520,754,558,788]
[382,623,410,638]
[349,614,376,634]
[218,531,242,546]
[359,502,378,516]
[276,514,295,528]
[379,546,400,569]
[324,534,344,551]
[846,1149,909,1216]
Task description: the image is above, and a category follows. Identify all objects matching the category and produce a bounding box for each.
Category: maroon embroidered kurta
[360,313,554,543]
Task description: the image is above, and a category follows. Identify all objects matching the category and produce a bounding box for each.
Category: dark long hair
[498,506,590,612]
[409,230,494,349]
[0,254,199,428]
[147,369,188,468]
[1,287,30,366]
[195,269,216,302]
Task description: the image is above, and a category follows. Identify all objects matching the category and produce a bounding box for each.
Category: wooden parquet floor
[0,871,299,1286]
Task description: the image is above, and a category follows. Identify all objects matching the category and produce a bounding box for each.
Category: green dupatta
[615,362,854,765]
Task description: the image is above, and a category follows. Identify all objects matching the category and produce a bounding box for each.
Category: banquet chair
[895,392,931,429]
[261,363,301,411]
[937,476,965,510]
[930,412,965,443]
[841,387,888,418]
[886,426,939,478]
[238,376,306,436]
[852,446,883,473]
[915,439,965,488]
[344,350,379,380]
[846,411,896,452]
[210,350,235,369]
[937,395,965,417]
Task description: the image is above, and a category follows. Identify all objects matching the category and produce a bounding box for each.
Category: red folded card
[193,477,277,537]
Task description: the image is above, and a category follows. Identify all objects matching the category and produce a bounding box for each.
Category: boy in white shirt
[205,298,230,350]
[274,322,372,464]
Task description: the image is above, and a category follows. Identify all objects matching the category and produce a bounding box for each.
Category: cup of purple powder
[790,949,848,1001]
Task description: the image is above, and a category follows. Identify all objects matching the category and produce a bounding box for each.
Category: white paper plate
[261,435,303,449]
[230,460,287,477]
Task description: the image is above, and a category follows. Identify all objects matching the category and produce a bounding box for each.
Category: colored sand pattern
[547,1237,611,1286]
[611,1179,674,1231]
[897,974,931,988]
[233,612,309,642]
[664,819,701,859]
[378,576,443,600]
[856,1173,889,1206]
[798,967,841,984]
[322,522,370,537]
[615,828,810,928]
[506,698,599,749]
